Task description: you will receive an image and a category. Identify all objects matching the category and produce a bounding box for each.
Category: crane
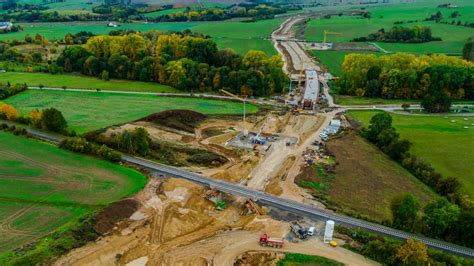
[219,89,249,136]
[323,30,342,46]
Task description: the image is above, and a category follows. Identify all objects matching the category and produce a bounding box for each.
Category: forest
[337,53,474,111]
[56,30,287,96]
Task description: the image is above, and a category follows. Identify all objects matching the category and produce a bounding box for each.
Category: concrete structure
[324,220,335,243]
[303,69,319,109]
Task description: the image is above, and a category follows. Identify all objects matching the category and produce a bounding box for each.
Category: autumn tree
[395,239,428,265]
[29,109,43,128]
[0,102,19,121]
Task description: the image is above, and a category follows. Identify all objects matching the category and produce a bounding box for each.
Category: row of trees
[59,137,121,162]
[391,193,473,248]
[337,226,473,265]
[57,31,287,96]
[352,26,441,43]
[0,83,26,100]
[150,4,286,22]
[338,53,474,112]
[363,113,472,248]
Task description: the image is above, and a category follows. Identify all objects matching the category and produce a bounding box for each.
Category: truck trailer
[259,234,284,248]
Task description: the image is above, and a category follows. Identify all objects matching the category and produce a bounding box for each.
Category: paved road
[5,122,473,258]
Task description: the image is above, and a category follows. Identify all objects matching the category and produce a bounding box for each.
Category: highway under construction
[9,122,474,259]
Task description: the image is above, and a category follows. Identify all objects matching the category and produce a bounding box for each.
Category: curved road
[4,122,473,258]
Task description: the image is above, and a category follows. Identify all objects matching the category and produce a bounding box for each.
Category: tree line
[56,30,288,96]
[362,112,473,248]
[352,26,441,43]
[337,53,474,112]
[149,4,287,22]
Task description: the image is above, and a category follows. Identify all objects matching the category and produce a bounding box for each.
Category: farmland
[0,131,146,253]
[0,18,282,55]
[0,72,178,93]
[4,90,257,133]
[304,0,474,54]
[312,50,378,77]
[323,132,436,221]
[347,111,474,198]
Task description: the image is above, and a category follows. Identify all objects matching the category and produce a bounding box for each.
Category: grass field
[5,90,257,133]
[326,132,436,221]
[0,131,146,253]
[0,18,281,55]
[312,50,379,77]
[304,0,474,54]
[0,72,178,93]
[278,253,343,266]
[347,111,474,198]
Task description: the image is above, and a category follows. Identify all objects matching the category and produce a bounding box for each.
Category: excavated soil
[234,251,284,266]
[142,110,207,133]
[94,199,141,235]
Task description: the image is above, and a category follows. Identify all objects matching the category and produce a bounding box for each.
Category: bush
[59,137,122,162]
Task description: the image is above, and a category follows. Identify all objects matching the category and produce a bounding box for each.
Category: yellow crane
[219,89,249,136]
[323,30,342,46]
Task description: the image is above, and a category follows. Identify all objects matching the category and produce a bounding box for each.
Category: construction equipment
[329,240,338,247]
[259,234,284,248]
[323,30,342,46]
[290,221,309,239]
[215,200,227,211]
[219,89,248,136]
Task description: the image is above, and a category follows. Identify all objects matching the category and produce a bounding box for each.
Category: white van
[308,226,315,236]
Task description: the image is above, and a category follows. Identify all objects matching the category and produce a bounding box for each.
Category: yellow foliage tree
[395,239,428,265]
[0,103,19,121]
[29,109,43,128]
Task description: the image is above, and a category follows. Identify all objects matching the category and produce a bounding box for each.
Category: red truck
[259,234,284,248]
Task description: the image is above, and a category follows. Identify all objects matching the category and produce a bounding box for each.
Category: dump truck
[259,234,284,248]
[290,221,309,239]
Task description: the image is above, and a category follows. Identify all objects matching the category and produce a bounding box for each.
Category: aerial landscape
[0,0,473,265]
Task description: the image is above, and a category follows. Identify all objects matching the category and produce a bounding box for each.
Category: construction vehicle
[290,221,309,239]
[219,89,248,136]
[215,200,227,211]
[323,30,342,46]
[329,240,338,247]
[259,234,284,248]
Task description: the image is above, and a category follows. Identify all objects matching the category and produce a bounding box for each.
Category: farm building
[303,69,319,109]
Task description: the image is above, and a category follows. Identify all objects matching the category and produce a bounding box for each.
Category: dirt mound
[94,199,141,235]
[143,110,207,133]
[234,251,283,266]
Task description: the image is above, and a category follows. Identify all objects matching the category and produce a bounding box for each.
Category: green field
[5,90,257,133]
[305,0,474,54]
[0,72,178,93]
[0,131,146,253]
[347,111,474,198]
[0,18,281,55]
[278,253,344,266]
[312,50,379,77]
[143,8,186,18]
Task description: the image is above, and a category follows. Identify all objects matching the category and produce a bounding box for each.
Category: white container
[324,220,335,243]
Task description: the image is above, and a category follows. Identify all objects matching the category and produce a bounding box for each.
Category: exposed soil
[94,199,141,235]
[294,165,319,186]
[234,251,284,265]
[142,110,207,133]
